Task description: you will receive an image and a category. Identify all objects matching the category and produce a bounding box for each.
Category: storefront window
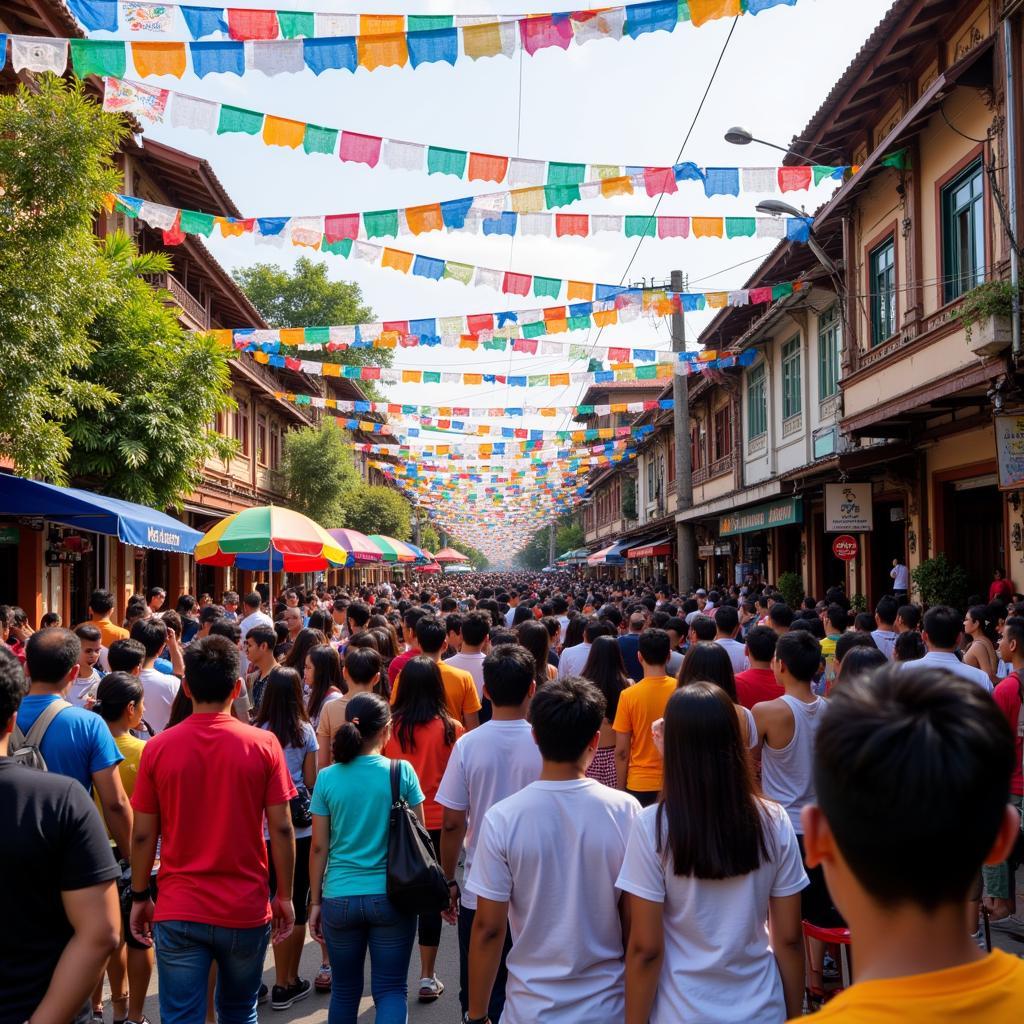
[818,305,841,399]
[747,364,767,439]
[782,336,801,419]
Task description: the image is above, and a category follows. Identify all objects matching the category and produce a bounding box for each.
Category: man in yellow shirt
[612,629,675,805]
[80,588,129,650]
[796,663,1024,1022]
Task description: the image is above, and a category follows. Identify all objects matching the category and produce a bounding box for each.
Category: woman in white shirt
[618,683,807,1024]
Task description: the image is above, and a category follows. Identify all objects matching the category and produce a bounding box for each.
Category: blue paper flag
[303,37,357,75]
[595,285,627,302]
[634,349,656,362]
[680,294,705,312]
[786,217,813,243]
[482,212,518,237]
[502,428,514,438]
[568,302,593,317]
[509,376,527,387]
[256,217,288,236]
[189,41,244,78]
[746,0,798,13]
[624,0,678,39]
[68,0,118,32]
[407,27,458,68]
[410,317,439,340]
[703,167,741,198]
[440,196,474,230]
[412,255,445,281]
[595,371,614,383]
[181,5,228,38]
[673,162,705,183]
[0,35,5,71]
[354,401,371,412]
[496,311,519,327]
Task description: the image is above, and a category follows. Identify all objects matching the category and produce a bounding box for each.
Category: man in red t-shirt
[388,606,429,687]
[735,626,784,709]
[988,617,1024,927]
[129,635,297,1021]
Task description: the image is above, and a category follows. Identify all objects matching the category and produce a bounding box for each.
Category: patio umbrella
[195,505,348,573]
[434,547,470,563]
[327,528,383,563]
[414,562,442,574]
[367,534,419,563]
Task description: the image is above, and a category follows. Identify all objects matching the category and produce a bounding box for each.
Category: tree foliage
[515,517,584,570]
[445,535,491,570]
[64,233,237,508]
[279,419,362,528]
[419,524,441,554]
[0,76,125,480]
[344,486,412,541]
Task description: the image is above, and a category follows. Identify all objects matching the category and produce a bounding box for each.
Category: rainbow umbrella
[328,528,383,563]
[195,505,348,572]
[367,534,419,563]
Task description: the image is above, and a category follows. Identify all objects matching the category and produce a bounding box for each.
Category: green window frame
[747,363,767,440]
[781,336,802,419]
[942,158,985,303]
[870,236,896,346]
[818,305,841,400]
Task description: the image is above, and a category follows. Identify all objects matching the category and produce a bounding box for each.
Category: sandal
[314,963,332,992]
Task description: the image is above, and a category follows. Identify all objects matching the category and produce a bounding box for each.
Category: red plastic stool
[802,920,851,1007]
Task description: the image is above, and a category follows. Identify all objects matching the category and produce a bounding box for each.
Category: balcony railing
[146,272,210,330]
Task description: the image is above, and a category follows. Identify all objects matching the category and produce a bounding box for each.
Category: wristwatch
[446,877,461,897]
[129,888,152,903]
[464,1015,490,1024]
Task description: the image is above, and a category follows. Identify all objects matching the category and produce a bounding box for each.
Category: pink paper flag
[519,15,573,55]
[658,217,690,239]
[503,272,532,296]
[644,166,677,197]
[339,131,382,168]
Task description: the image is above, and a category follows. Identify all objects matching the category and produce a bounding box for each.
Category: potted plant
[911,553,968,610]
[777,571,805,609]
[957,280,1016,356]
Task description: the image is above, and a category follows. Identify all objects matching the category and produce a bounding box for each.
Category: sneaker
[314,963,332,992]
[989,914,1024,934]
[257,984,269,1005]
[418,976,444,1003]
[272,979,311,1010]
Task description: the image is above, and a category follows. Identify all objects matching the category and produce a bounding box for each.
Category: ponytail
[92,671,144,723]
[332,691,390,764]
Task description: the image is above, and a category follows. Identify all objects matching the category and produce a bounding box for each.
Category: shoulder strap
[19,699,72,750]
[390,758,401,806]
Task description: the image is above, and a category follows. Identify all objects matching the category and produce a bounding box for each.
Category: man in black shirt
[0,646,121,1024]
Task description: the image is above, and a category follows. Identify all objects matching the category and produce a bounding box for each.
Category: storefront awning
[587,540,630,566]
[0,475,202,554]
[720,497,802,537]
[627,535,673,559]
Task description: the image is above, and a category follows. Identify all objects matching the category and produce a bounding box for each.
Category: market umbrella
[434,547,470,563]
[327,528,384,563]
[367,534,419,563]
[414,562,442,574]
[195,505,348,573]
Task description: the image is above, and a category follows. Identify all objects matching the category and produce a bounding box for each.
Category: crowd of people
[1,567,1022,1024]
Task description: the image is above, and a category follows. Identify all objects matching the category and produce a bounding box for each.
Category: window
[646,458,655,505]
[781,337,802,420]
[667,435,675,483]
[712,407,732,462]
[256,415,267,467]
[942,159,985,303]
[270,424,280,470]
[747,364,767,439]
[690,425,703,470]
[870,236,896,345]
[235,399,250,457]
[818,305,842,400]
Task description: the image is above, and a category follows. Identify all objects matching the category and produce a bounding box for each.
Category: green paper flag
[408,14,454,30]
[179,210,214,237]
[547,162,586,186]
[363,210,399,238]
[304,326,330,343]
[427,146,468,177]
[482,338,507,351]
[423,371,442,383]
[321,237,352,257]
[812,165,837,186]
[568,315,592,331]
[625,216,656,238]
[69,39,126,79]
[772,282,795,301]
[303,124,339,156]
[678,1,691,21]
[578,404,595,414]
[569,345,589,360]
[114,196,139,218]
[586,359,603,373]
[522,321,548,339]
[443,262,473,285]
[528,375,549,387]
[277,11,314,38]
[218,105,263,136]
[725,217,757,238]
[533,276,562,300]
[545,184,581,209]
[880,149,910,170]
[636,364,658,380]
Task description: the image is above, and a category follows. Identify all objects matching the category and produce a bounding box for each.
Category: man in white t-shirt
[712,605,747,674]
[69,623,104,706]
[465,676,640,1024]
[902,605,994,692]
[238,592,272,674]
[557,618,611,679]
[445,611,490,699]
[438,644,540,1023]
[131,617,179,733]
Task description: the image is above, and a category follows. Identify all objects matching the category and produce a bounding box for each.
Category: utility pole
[548,520,557,567]
[672,268,696,592]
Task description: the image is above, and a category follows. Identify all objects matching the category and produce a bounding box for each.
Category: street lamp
[756,199,841,280]
[724,126,845,162]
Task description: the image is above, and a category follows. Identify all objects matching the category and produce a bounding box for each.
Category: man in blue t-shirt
[20,629,133,855]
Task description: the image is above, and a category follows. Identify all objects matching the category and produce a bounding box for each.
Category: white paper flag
[571,8,626,44]
[520,213,552,237]
[507,158,546,187]
[12,37,68,74]
[246,40,305,76]
[474,267,503,292]
[315,13,358,36]
[138,201,178,231]
[353,241,381,263]
[756,218,786,239]
[591,215,623,234]
[382,139,426,172]
[741,167,777,193]
[170,92,218,133]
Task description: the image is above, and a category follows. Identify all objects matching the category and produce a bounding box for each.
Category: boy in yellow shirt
[796,662,1024,1022]
[612,629,675,805]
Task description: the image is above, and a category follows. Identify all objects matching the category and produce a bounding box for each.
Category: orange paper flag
[549,373,570,387]
[402,370,423,383]
[692,217,725,238]
[361,14,404,34]
[280,328,305,346]
[592,308,617,327]
[464,373,483,386]
[377,332,399,348]
[381,248,414,274]
[567,280,594,301]
[405,203,444,235]
[688,0,741,28]
[321,362,342,377]
[263,115,306,149]
[357,33,408,71]
[601,175,634,199]
[546,318,568,334]
[131,41,187,78]
[468,152,510,182]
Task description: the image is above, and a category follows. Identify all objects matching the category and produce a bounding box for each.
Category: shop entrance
[869,499,907,605]
[813,510,847,599]
[942,474,1004,600]
[774,524,802,579]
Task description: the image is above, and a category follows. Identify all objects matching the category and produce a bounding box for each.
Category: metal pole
[548,520,557,567]
[672,268,697,592]
[1004,18,1021,358]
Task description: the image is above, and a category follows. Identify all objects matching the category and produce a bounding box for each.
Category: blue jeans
[153,920,270,1024]
[321,894,416,1024]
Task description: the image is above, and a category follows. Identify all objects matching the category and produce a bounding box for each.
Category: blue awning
[0,475,202,554]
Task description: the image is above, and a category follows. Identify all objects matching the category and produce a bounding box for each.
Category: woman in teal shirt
[309,692,425,1024]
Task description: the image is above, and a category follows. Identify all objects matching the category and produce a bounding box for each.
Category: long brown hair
[391,655,457,753]
[516,620,550,686]
[306,644,346,722]
[678,642,737,700]
[255,666,309,749]
[657,683,770,879]
[281,628,328,673]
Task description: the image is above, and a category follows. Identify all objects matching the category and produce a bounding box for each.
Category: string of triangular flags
[99,77,850,199]
[56,1,797,77]
[108,189,813,247]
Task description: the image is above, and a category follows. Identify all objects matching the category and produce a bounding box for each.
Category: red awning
[628,540,672,559]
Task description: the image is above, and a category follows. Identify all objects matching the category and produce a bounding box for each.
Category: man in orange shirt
[392,617,481,730]
[612,629,675,805]
[80,589,129,650]
[798,664,1024,1022]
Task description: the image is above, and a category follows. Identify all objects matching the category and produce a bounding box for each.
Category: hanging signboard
[995,412,1024,489]
[824,483,873,532]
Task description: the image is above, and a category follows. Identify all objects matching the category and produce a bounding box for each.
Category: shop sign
[995,413,1024,489]
[0,526,19,545]
[720,497,802,537]
[698,544,715,558]
[45,549,82,565]
[832,535,859,561]
[824,483,873,532]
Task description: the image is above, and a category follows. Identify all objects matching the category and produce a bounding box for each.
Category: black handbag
[290,786,313,830]
[386,760,450,915]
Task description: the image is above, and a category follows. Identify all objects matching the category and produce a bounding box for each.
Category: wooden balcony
[146,271,210,330]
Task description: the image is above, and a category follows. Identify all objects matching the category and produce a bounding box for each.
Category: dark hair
[209,619,241,645]
[198,604,224,626]
[584,617,615,644]
[246,624,277,653]
[835,646,889,684]
[825,604,849,632]
[896,604,921,631]
[282,628,328,673]
[874,596,899,627]
[445,613,463,638]
[107,637,146,673]
[511,604,533,627]
[658,684,769,878]
[344,646,383,686]
[147,586,166,601]
[74,623,102,645]
[255,667,308,749]
[815,664,1015,909]
[714,606,739,636]
[689,615,716,641]
[1002,615,1024,654]
[243,592,262,610]
[415,616,447,655]
[489,627,518,648]
[768,604,794,630]
[774,630,821,682]
[0,645,25,729]
[966,604,998,645]
[182,635,240,704]
[664,616,687,638]
[563,614,587,650]
[403,606,429,632]
[893,631,926,663]
[92,671,144,723]
[517,620,551,685]
[460,611,490,647]
[160,609,182,638]
[481,645,535,706]
[176,594,197,614]
[332,691,390,765]
[835,630,877,664]
[580,636,629,723]
[744,625,778,664]
[89,589,116,615]
[854,612,875,633]
[529,676,605,763]
[922,605,963,649]
[391,656,458,754]
[307,609,333,635]
[130,617,168,659]
[637,628,671,667]
[347,601,372,628]
[599,605,622,630]
[306,645,346,722]
[26,628,80,685]
[678,642,737,700]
